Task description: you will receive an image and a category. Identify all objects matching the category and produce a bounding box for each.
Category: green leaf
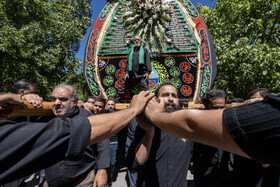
[200,0,280,99]
[0,0,93,100]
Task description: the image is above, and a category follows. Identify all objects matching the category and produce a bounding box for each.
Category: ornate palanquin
[84,0,216,103]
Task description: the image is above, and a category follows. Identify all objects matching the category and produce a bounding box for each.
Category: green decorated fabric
[128,46,144,71]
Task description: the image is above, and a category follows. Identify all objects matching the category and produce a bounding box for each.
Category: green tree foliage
[0,0,92,100]
[199,0,280,99]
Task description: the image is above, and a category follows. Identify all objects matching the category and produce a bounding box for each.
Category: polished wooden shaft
[8,101,130,116]
[6,102,244,116]
[10,101,53,116]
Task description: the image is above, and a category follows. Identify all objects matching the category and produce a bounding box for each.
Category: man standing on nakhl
[118,36,151,99]
[43,84,110,187]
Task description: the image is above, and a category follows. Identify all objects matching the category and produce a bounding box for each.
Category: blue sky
[76,0,216,62]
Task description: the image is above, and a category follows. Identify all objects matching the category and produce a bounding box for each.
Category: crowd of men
[1,78,280,187]
[1,37,280,187]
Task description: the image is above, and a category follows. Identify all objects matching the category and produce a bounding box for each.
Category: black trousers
[117,76,148,101]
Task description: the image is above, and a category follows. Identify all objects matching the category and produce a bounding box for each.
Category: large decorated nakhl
[83,0,216,103]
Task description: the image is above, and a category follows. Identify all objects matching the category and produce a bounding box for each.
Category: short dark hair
[155,81,177,97]
[107,97,116,103]
[11,79,36,94]
[94,97,106,106]
[179,99,188,107]
[248,88,270,98]
[88,96,95,100]
[202,89,227,108]
[230,98,244,103]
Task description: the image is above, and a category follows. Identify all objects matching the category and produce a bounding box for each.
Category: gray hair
[54,84,79,103]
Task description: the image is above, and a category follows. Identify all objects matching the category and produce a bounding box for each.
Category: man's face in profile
[24,86,36,95]
[158,85,179,112]
[18,85,36,96]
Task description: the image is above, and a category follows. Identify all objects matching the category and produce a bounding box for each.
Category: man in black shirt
[126,82,193,187]
[193,89,268,187]
[192,89,229,187]
[125,36,151,85]
[11,79,37,96]
[118,36,151,100]
[104,98,118,186]
[43,84,110,187]
[143,91,280,167]
[2,80,44,187]
[0,90,154,185]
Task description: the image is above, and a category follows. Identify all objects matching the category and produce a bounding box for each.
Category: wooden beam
[7,102,244,116]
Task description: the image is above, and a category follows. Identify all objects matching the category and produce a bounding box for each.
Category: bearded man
[118,36,151,100]
[126,82,193,187]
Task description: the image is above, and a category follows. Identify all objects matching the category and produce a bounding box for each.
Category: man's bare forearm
[148,109,249,158]
[88,91,154,145]
[0,93,22,105]
[135,128,154,164]
[88,107,137,145]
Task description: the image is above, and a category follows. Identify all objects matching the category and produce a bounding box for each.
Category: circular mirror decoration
[183,73,194,84]
[170,67,181,77]
[181,85,192,96]
[180,62,191,72]
[106,87,116,98]
[103,76,114,86]
[171,78,182,88]
[105,64,116,75]
[165,57,176,67]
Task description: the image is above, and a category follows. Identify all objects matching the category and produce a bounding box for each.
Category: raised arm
[0,93,42,107]
[134,114,155,164]
[0,93,26,107]
[144,97,248,158]
[0,91,154,184]
[88,91,154,145]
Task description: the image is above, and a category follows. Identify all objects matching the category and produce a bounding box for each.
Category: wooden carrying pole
[7,102,243,116]
[8,102,130,116]
[10,101,53,116]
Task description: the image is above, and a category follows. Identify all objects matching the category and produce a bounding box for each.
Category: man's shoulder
[72,107,93,118]
[265,93,280,104]
[160,128,192,144]
[144,47,149,52]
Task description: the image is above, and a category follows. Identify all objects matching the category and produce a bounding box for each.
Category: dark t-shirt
[125,47,151,78]
[126,127,193,187]
[193,142,268,187]
[44,108,110,186]
[223,93,280,167]
[106,109,118,143]
[0,117,91,184]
